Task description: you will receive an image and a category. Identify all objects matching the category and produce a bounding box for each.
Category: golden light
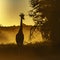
[0,0,44,45]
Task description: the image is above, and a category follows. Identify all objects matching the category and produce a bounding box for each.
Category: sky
[0,0,34,26]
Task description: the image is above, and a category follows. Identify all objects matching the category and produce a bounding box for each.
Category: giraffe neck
[19,18,23,32]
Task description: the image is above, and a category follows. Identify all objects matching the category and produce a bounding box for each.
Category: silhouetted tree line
[29,0,60,46]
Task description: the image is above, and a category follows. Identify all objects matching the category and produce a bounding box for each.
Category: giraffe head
[19,13,25,19]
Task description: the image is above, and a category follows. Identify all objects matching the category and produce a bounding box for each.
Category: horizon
[0,23,34,27]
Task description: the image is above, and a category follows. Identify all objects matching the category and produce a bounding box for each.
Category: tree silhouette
[29,0,60,45]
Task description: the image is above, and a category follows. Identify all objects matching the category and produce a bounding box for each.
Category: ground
[0,44,60,60]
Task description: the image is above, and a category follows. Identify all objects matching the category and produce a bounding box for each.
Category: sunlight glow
[0,0,33,26]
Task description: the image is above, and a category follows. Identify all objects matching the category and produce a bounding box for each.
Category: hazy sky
[0,0,34,26]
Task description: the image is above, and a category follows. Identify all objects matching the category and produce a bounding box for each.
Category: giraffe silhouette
[16,13,24,47]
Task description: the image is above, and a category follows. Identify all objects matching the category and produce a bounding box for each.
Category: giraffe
[16,13,24,47]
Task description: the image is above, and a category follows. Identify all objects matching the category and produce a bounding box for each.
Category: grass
[0,43,60,60]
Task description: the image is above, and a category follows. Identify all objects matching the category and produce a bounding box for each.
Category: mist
[0,25,43,45]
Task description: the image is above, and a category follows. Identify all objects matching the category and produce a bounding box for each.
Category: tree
[29,0,60,46]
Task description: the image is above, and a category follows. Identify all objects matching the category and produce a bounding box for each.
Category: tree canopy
[29,0,60,45]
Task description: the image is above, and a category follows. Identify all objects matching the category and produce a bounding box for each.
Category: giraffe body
[16,30,24,46]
